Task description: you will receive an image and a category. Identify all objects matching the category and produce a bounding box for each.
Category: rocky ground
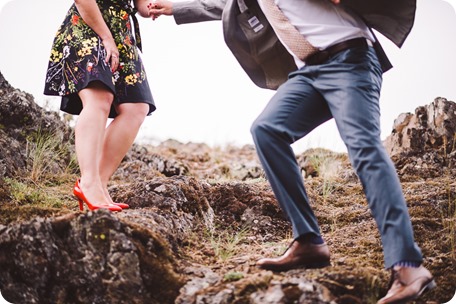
[0,71,455,303]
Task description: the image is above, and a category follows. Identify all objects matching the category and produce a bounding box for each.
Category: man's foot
[377,265,436,304]
[256,238,330,271]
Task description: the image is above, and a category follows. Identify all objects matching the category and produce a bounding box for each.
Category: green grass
[25,128,74,182]
[207,226,251,262]
[4,178,64,208]
[223,271,245,282]
[443,135,456,259]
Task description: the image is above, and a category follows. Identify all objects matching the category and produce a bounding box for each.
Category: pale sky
[0,0,455,153]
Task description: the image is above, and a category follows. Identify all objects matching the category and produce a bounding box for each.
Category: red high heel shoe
[113,202,129,209]
[73,180,122,212]
[75,180,129,209]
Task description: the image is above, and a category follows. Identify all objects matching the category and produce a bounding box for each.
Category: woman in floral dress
[44,0,155,211]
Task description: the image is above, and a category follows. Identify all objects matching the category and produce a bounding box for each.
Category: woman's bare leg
[99,102,149,202]
[76,82,114,206]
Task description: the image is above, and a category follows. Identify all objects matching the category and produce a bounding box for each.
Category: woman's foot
[74,179,122,212]
[102,186,129,209]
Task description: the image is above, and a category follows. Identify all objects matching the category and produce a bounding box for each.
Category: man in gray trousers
[149,0,435,302]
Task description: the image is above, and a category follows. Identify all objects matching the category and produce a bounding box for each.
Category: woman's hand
[101,37,120,72]
[148,0,174,20]
[74,0,119,72]
[135,0,154,18]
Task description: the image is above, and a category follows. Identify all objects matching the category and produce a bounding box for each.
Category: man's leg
[315,47,423,267]
[251,73,332,270]
[251,74,331,238]
[313,46,434,302]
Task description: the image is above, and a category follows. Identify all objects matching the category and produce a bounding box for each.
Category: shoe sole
[259,260,331,272]
[414,279,437,300]
[384,278,437,304]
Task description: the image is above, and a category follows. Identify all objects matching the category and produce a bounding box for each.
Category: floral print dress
[43,0,155,118]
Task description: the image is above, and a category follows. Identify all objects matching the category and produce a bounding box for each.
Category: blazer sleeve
[341,0,416,47]
[173,0,227,24]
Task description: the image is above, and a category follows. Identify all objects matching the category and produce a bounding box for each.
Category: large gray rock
[0,71,73,178]
[384,97,456,156]
[0,211,184,304]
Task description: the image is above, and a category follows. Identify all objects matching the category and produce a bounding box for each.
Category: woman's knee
[116,102,149,124]
[79,81,114,114]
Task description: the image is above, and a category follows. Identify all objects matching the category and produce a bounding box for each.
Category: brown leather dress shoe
[256,238,330,271]
[377,265,436,304]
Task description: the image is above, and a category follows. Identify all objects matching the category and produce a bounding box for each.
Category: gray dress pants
[250,45,423,268]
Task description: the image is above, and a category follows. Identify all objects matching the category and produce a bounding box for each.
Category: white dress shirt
[263,0,375,67]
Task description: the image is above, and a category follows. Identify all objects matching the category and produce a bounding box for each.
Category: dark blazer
[342,0,416,48]
[173,0,417,89]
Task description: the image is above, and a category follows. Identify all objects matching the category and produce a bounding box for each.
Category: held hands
[147,0,173,20]
[145,0,337,20]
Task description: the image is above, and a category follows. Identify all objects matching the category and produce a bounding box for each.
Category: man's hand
[148,0,173,20]
[330,0,340,4]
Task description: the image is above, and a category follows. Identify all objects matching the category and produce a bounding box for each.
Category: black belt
[305,37,369,66]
